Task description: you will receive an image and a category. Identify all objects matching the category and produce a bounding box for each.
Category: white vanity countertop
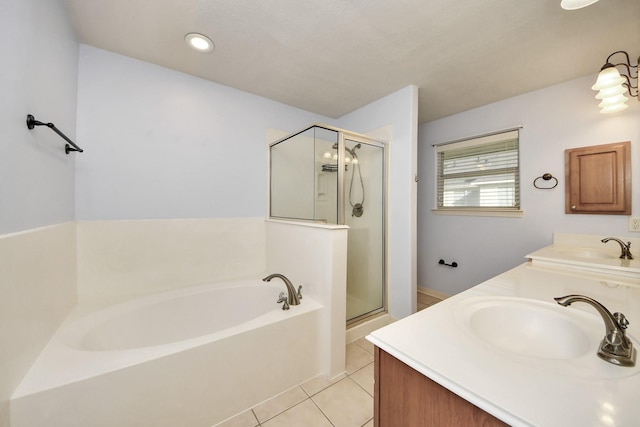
[367,263,640,427]
[526,233,640,279]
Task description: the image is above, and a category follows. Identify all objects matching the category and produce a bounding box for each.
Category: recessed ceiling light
[184,33,214,53]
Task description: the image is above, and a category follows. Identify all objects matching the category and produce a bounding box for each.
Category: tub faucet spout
[554,294,636,367]
[263,273,301,306]
[601,237,633,259]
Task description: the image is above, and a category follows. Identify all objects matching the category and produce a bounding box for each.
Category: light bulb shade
[591,67,626,90]
[595,85,627,99]
[560,0,599,10]
[600,103,629,114]
[598,94,629,108]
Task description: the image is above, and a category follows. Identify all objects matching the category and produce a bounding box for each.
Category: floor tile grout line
[312,375,374,426]
[251,408,261,427]
[346,368,374,398]
[262,395,336,427]
[259,398,304,426]
[301,385,312,399]
[349,360,374,374]
[301,373,347,399]
[308,394,337,427]
[352,340,374,355]
[226,344,377,426]
[346,352,375,376]
[253,386,308,425]
[360,417,374,427]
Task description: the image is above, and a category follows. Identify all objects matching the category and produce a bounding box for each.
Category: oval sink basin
[455,297,594,359]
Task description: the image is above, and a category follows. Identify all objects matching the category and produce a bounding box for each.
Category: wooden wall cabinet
[565,141,631,215]
[374,347,507,426]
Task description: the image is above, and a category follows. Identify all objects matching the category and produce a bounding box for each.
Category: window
[435,130,521,216]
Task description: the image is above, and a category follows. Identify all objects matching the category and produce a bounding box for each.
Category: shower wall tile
[0,223,77,425]
[77,218,266,301]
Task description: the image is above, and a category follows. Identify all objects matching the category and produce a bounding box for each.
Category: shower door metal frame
[268,123,388,324]
[339,129,387,325]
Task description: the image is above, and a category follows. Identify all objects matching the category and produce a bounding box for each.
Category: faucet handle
[625,242,633,260]
[614,312,630,329]
[277,292,290,310]
[297,285,303,300]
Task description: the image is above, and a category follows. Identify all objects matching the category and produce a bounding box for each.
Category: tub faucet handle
[277,292,290,310]
[263,273,301,305]
[297,285,303,300]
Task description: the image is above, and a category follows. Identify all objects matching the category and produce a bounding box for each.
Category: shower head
[331,143,360,158]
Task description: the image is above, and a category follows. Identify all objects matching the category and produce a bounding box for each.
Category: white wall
[418,75,640,296]
[75,45,330,220]
[0,0,78,235]
[75,48,420,320]
[0,1,79,425]
[338,85,419,319]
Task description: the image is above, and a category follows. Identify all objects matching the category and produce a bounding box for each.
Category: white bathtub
[11,280,324,427]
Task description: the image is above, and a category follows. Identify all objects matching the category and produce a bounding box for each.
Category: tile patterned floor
[215,338,375,427]
[217,293,444,427]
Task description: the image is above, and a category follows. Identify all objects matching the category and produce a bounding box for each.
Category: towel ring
[533,173,558,189]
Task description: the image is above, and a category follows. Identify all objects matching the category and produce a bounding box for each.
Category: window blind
[436,130,520,209]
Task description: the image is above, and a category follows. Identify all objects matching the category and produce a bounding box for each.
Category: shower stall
[269,125,386,324]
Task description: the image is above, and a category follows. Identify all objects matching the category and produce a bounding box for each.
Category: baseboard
[417,286,450,300]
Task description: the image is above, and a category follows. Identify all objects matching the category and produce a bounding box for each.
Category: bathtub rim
[63,280,294,351]
[12,279,323,399]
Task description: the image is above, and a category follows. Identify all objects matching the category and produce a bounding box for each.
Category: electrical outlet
[630,217,640,232]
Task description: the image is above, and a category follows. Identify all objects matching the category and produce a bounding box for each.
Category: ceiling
[63,0,640,124]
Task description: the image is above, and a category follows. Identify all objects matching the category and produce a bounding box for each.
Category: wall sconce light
[591,51,638,114]
[560,0,599,10]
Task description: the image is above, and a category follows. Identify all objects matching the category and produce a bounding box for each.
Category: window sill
[431,208,524,218]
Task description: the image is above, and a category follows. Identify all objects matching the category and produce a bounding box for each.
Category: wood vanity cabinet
[565,141,631,215]
[374,347,507,427]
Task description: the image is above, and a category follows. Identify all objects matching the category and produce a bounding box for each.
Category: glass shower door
[344,138,385,323]
[269,125,386,324]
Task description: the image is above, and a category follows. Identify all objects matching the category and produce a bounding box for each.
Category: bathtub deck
[11,283,327,427]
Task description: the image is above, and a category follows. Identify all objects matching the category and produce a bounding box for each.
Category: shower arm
[26,114,84,154]
[331,143,358,158]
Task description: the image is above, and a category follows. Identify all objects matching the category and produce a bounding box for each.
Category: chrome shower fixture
[328,143,365,217]
[331,142,361,159]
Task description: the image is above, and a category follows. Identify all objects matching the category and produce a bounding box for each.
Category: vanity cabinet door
[565,141,631,215]
[374,347,507,426]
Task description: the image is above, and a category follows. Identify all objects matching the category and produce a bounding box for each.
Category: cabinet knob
[571,205,576,210]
